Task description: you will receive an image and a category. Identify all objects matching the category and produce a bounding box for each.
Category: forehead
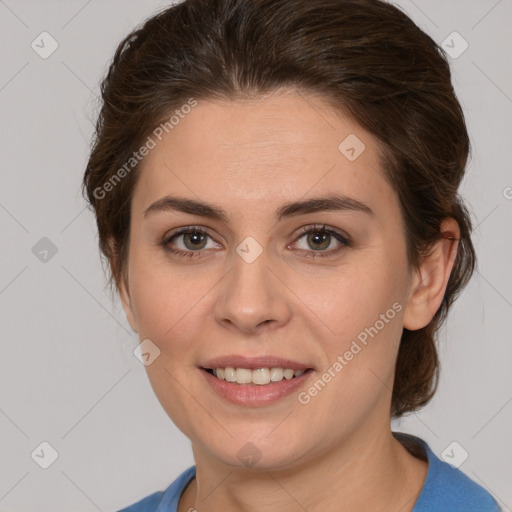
[133,89,395,219]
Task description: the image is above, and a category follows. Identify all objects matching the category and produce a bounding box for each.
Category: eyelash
[160,224,351,260]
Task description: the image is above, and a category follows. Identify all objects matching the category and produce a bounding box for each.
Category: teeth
[252,368,271,385]
[283,369,294,380]
[224,367,236,382]
[211,367,307,385]
[270,367,284,382]
[235,368,252,384]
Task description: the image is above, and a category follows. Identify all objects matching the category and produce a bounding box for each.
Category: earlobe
[119,277,138,333]
[107,236,138,333]
[403,218,460,331]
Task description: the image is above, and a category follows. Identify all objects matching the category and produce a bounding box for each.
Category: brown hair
[82,0,476,417]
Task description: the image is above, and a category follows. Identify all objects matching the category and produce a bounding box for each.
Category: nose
[214,245,292,335]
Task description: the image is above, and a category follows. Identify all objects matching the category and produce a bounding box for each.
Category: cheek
[295,257,404,339]
[127,251,216,353]
[291,257,405,397]
[295,278,404,429]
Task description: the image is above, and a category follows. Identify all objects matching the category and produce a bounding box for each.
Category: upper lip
[200,355,314,371]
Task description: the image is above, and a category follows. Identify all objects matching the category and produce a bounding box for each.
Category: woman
[83,0,500,510]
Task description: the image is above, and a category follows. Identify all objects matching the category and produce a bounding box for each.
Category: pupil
[309,231,329,250]
[186,232,206,249]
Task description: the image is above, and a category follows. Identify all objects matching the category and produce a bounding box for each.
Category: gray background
[0,0,511,510]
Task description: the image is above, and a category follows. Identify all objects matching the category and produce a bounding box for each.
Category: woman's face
[121,88,417,470]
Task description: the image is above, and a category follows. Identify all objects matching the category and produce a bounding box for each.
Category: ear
[403,218,460,331]
[119,275,138,333]
[107,236,138,333]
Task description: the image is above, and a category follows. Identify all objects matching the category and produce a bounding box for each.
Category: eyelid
[289,224,351,256]
[162,224,217,243]
[292,224,350,244]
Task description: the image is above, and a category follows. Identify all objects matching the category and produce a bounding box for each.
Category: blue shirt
[118,433,500,511]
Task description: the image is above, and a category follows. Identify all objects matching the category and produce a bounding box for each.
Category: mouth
[199,357,315,406]
[198,355,315,406]
[201,367,314,385]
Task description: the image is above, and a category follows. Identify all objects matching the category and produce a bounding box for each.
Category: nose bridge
[215,238,291,332]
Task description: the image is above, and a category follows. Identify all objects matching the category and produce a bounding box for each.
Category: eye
[290,224,350,258]
[161,226,221,258]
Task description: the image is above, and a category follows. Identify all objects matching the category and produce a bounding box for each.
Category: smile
[200,366,314,406]
[205,367,308,385]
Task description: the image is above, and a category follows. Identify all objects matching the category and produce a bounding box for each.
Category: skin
[119,88,460,511]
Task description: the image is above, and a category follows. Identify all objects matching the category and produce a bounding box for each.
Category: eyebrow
[143,193,374,222]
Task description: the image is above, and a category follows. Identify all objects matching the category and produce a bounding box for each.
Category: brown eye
[162,227,221,258]
[292,225,350,258]
[304,230,332,251]
[180,231,209,250]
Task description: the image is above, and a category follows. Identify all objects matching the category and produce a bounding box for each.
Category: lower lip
[200,368,314,407]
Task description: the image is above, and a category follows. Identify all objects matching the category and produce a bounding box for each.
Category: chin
[198,432,312,472]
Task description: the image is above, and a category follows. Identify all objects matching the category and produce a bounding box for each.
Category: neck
[179,426,428,512]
